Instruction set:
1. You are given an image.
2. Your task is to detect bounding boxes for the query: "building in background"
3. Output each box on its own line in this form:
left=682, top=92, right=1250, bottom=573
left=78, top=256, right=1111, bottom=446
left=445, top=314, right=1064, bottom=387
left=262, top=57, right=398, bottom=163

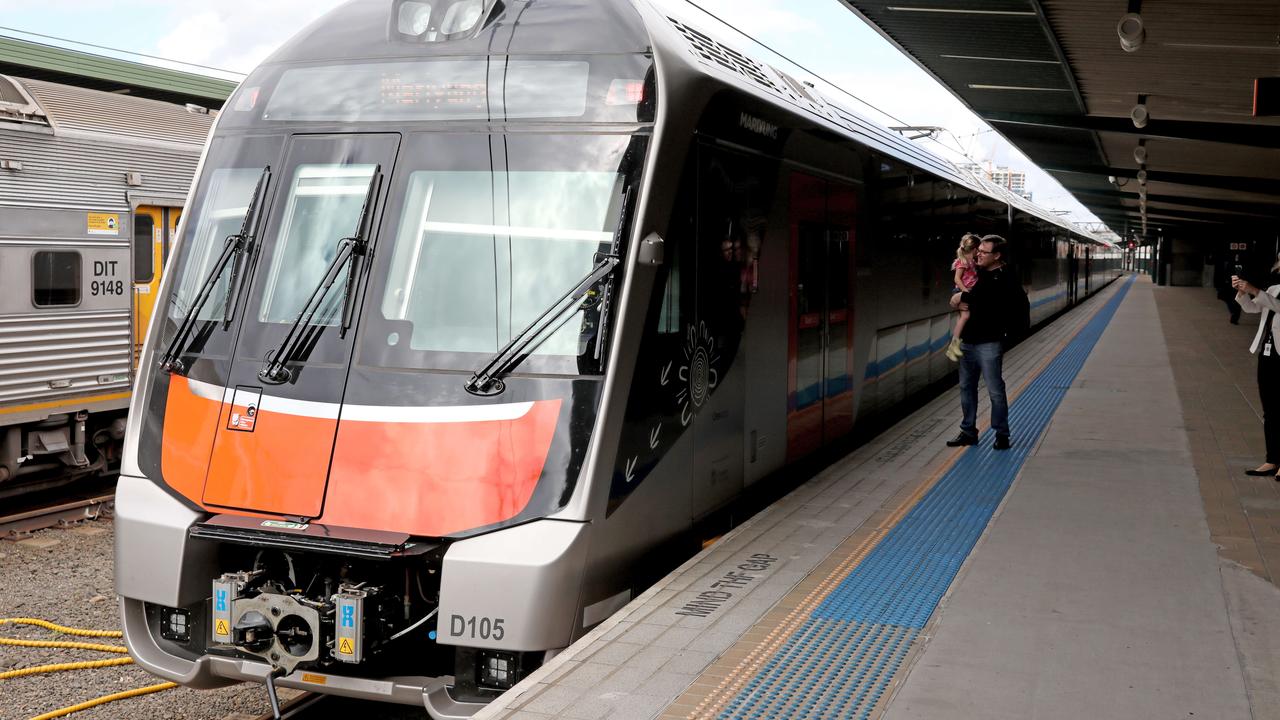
left=958, top=162, right=1031, bottom=201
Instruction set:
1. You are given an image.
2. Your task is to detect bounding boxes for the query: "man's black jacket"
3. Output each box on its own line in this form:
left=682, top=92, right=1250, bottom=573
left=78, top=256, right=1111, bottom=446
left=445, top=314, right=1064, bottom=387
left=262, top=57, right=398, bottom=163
left=959, top=264, right=1025, bottom=344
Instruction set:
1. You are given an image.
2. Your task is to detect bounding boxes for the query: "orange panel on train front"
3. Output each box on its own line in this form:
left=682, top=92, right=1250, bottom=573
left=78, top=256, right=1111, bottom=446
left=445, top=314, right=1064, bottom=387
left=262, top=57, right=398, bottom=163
left=201, top=388, right=337, bottom=517
left=321, top=399, right=562, bottom=537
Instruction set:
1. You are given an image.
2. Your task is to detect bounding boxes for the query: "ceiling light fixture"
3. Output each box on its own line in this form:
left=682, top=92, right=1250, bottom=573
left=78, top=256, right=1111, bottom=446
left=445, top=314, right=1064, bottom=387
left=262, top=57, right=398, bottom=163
left=939, top=54, right=1061, bottom=64
left=886, top=7, right=1036, bottom=16
left=967, top=84, right=1072, bottom=92
left=1117, top=12, right=1145, bottom=52
left=1137, top=169, right=1148, bottom=185
left=1131, top=99, right=1149, bottom=129
left=1133, top=142, right=1148, bottom=165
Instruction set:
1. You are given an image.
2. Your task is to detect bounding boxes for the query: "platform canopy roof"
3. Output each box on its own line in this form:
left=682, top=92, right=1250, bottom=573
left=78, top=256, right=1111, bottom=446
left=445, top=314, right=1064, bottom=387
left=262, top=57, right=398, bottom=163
left=838, top=0, right=1280, bottom=240
left=0, top=36, right=237, bottom=108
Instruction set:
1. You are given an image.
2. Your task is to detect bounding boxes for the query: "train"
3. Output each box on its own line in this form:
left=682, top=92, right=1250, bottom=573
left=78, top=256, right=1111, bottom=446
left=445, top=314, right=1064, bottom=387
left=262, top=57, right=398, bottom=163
left=113, top=0, right=1122, bottom=717
left=0, top=73, right=211, bottom=499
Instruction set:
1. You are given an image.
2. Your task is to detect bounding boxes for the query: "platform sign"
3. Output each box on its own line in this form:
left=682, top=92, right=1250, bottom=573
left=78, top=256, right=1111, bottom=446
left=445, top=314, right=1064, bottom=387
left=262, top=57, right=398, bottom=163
left=87, top=213, right=120, bottom=236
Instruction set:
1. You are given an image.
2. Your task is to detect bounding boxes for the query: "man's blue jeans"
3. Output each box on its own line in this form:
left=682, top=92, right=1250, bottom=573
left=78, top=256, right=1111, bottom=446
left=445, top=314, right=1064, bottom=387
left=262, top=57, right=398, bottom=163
left=958, top=341, right=1009, bottom=439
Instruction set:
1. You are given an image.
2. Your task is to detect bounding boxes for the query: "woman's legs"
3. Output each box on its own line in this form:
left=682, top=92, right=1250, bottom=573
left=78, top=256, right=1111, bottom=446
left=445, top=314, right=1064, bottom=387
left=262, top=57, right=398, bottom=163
left=1257, top=353, right=1280, bottom=470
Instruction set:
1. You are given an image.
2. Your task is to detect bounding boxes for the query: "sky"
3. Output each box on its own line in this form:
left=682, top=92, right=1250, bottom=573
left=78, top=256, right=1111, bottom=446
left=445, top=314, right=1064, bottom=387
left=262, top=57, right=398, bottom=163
left=0, top=0, right=1103, bottom=228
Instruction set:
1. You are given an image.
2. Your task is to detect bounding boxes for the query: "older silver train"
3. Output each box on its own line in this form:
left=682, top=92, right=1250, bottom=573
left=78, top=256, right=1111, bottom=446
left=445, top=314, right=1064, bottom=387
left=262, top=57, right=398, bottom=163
left=113, top=1, right=1121, bottom=717
left=0, top=74, right=212, bottom=498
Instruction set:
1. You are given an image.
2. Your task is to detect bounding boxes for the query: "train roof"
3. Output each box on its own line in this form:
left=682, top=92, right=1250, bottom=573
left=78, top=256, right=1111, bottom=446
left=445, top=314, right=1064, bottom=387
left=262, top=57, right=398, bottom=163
left=644, top=2, right=1113, bottom=247
left=0, top=75, right=214, bottom=150
left=262, top=0, right=649, bottom=67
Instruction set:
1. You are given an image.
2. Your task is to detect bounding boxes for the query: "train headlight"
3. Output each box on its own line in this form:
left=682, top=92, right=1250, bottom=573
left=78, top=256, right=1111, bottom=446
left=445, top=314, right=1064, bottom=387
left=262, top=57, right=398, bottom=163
left=477, top=650, right=517, bottom=690
left=394, top=0, right=495, bottom=42
left=159, top=607, right=191, bottom=643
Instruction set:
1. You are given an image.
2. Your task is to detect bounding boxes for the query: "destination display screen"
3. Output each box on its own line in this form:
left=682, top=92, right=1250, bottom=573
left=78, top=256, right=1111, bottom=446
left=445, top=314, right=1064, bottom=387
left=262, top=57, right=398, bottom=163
left=258, top=58, right=608, bottom=123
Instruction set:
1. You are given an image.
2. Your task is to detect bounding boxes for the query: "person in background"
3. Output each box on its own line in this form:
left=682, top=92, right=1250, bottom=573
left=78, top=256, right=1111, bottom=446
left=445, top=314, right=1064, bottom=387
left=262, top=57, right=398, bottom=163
left=946, top=233, right=981, bottom=361
left=1233, top=257, right=1280, bottom=478
left=1214, top=255, right=1242, bottom=325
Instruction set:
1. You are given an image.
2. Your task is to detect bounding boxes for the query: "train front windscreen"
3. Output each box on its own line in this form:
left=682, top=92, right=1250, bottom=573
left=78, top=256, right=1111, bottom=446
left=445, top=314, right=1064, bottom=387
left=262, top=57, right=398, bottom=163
left=141, top=53, right=651, bottom=537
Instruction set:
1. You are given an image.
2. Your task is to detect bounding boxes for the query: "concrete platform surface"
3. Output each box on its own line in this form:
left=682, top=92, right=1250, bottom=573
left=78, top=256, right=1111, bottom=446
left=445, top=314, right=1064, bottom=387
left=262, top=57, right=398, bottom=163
left=475, top=276, right=1280, bottom=720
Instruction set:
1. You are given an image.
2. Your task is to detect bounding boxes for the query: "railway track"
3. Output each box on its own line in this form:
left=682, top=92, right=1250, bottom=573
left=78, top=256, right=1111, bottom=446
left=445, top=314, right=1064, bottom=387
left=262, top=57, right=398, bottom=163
left=0, top=491, right=114, bottom=540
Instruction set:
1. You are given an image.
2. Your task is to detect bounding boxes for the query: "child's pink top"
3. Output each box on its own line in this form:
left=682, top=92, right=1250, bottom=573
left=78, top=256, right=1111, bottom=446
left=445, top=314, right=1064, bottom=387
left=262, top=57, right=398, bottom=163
left=952, top=257, right=978, bottom=290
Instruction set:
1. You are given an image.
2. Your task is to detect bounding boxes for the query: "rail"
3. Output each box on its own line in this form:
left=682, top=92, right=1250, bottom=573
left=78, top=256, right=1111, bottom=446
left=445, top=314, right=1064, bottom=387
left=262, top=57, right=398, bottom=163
left=0, top=493, right=114, bottom=540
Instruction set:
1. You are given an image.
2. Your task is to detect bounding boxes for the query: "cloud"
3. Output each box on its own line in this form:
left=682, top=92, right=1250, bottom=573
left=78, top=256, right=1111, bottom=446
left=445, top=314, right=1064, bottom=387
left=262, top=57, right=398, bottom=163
left=676, top=0, right=820, bottom=37
left=151, top=0, right=347, bottom=74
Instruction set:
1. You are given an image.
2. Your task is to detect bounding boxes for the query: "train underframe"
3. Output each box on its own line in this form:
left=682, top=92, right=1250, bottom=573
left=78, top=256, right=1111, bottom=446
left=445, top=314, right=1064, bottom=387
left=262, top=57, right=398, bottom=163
left=0, top=409, right=126, bottom=501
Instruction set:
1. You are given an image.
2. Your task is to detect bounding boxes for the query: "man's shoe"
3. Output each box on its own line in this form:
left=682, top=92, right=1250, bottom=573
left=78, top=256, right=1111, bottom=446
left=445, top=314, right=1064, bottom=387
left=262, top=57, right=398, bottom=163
left=993, top=436, right=1012, bottom=450
left=946, top=433, right=978, bottom=447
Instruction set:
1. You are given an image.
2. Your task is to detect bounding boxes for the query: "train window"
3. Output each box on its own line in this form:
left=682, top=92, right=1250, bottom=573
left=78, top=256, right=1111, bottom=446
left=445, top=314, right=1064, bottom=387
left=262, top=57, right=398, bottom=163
left=379, top=168, right=618, bottom=355
left=133, top=213, right=155, bottom=283
left=374, top=134, right=637, bottom=365
left=258, top=164, right=377, bottom=324
left=170, top=168, right=263, bottom=322
left=32, top=251, right=81, bottom=307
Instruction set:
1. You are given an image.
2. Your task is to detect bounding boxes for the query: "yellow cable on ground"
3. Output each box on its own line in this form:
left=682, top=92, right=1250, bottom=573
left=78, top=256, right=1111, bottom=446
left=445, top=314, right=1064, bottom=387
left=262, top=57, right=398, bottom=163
left=0, top=656, right=133, bottom=680
left=27, top=681, right=178, bottom=720
left=0, top=618, right=122, bottom=638
left=0, top=617, right=178, bottom=718
left=0, top=638, right=126, bottom=653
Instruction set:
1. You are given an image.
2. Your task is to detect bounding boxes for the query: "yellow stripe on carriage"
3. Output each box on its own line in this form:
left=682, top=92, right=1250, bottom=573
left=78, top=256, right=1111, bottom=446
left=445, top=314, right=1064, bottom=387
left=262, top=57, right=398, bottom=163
left=0, top=391, right=132, bottom=417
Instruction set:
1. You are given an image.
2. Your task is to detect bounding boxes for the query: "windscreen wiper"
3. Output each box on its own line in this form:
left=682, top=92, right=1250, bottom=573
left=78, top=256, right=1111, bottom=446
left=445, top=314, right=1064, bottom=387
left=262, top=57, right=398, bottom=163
left=159, top=166, right=271, bottom=376
left=465, top=253, right=619, bottom=396
left=258, top=170, right=381, bottom=385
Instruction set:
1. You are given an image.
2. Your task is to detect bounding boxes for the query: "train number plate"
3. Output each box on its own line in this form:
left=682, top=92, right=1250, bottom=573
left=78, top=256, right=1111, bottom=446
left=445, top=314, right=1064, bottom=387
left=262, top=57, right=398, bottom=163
left=448, top=615, right=506, bottom=642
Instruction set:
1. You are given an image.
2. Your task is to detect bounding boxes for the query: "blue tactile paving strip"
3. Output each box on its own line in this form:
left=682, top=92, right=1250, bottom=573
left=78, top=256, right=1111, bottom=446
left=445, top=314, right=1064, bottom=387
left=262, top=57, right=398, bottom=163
left=719, top=277, right=1135, bottom=720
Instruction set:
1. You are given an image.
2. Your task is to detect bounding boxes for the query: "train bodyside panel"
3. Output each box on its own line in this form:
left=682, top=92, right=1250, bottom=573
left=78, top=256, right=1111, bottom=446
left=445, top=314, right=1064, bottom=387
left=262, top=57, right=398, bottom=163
left=0, top=76, right=206, bottom=494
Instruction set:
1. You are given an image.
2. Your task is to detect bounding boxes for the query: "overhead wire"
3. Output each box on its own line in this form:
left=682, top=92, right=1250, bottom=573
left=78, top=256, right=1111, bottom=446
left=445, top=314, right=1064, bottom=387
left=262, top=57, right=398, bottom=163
left=680, top=0, right=1100, bottom=224
left=682, top=0, right=911, bottom=128
left=680, top=3, right=1005, bottom=171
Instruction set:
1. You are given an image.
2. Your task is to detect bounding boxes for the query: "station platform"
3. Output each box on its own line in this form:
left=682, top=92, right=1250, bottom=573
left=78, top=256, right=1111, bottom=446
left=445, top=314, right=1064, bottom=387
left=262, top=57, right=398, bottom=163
left=475, top=275, right=1280, bottom=720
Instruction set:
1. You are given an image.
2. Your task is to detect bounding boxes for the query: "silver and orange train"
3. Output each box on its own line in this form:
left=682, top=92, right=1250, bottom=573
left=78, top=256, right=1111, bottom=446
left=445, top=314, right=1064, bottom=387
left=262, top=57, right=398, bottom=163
left=114, top=1, right=1121, bottom=717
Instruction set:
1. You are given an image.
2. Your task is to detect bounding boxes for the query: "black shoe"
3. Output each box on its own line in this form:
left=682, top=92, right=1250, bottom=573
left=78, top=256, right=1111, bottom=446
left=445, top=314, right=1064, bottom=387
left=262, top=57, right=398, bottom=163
left=946, top=433, right=978, bottom=447
left=993, top=436, right=1012, bottom=450
left=1245, top=465, right=1278, bottom=476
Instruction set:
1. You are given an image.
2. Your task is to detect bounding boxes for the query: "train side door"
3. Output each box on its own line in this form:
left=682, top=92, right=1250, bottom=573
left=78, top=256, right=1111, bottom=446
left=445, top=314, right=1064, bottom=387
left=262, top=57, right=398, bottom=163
left=131, top=206, right=164, bottom=362
left=823, top=186, right=856, bottom=440
left=787, top=174, right=857, bottom=460
left=1068, top=242, right=1080, bottom=305
left=1084, top=245, right=1092, bottom=295
left=132, top=205, right=184, bottom=365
